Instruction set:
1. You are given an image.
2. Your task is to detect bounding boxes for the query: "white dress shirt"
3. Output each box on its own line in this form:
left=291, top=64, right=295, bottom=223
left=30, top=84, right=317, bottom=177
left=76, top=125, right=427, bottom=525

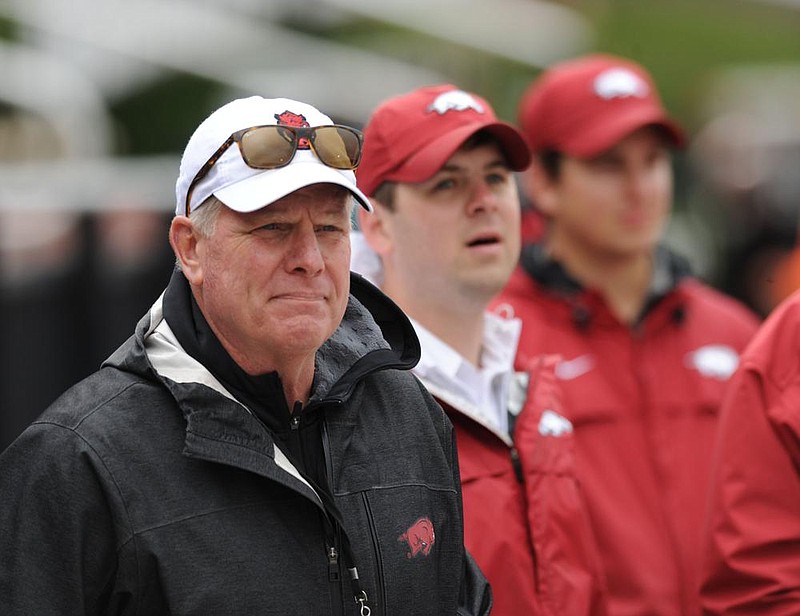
left=410, top=313, right=521, bottom=439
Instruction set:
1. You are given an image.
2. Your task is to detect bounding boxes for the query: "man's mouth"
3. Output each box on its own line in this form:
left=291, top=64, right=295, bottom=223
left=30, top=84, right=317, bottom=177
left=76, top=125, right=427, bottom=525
left=467, top=234, right=501, bottom=247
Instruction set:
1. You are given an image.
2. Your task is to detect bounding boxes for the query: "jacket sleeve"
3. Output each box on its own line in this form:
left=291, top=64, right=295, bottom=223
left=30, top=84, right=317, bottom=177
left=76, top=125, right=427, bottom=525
left=700, top=361, right=800, bottom=615
left=0, top=423, right=123, bottom=615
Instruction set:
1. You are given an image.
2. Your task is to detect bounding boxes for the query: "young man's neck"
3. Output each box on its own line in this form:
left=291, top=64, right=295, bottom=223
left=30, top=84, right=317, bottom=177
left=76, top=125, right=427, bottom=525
left=548, top=239, right=654, bottom=325
left=382, top=279, right=488, bottom=367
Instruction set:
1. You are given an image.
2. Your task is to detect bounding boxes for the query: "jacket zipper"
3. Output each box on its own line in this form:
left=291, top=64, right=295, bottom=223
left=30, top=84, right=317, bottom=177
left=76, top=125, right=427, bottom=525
left=322, top=413, right=375, bottom=616
left=361, top=493, right=386, bottom=615
left=316, top=405, right=353, bottom=616
left=509, top=446, right=524, bottom=483
left=249, top=402, right=347, bottom=615
left=327, top=541, right=345, bottom=615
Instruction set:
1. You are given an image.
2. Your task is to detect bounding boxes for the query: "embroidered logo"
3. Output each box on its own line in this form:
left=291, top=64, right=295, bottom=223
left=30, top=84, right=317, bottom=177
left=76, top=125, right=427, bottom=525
left=538, top=409, right=574, bottom=437
left=274, top=110, right=311, bottom=149
left=593, top=68, right=649, bottom=100
left=398, top=517, right=436, bottom=558
left=685, top=344, right=739, bottom=380
left=555, top=354, right=594, bottom=380
left=427, top=90, right=484, bottom=115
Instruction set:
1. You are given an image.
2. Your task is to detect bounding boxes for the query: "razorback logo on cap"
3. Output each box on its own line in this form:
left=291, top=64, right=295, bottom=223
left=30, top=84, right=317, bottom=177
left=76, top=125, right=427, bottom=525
left=427, top=90, right=485, bottom=115
left=593, top=68, right=649, bottom=100
left=398, top=517, right=436, bottom=558
left=274, top=110, right=311, bottom=149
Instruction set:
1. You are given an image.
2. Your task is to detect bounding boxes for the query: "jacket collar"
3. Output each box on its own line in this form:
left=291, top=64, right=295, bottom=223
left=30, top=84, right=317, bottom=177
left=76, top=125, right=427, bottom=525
left=102, top=269, right=421, bottom=408
left=520, top=242, right=692, bottom=324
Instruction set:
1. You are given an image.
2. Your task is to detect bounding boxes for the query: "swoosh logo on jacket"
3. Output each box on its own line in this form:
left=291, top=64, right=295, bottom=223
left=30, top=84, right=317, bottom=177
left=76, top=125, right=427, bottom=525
left=555, top=354, right=594, bottom=381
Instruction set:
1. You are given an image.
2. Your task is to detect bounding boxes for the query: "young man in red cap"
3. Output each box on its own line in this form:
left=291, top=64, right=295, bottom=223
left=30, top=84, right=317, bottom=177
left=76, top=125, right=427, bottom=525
left=490, top=54, right=760, bottom=615
left=352, top=84, right=608, bottom=616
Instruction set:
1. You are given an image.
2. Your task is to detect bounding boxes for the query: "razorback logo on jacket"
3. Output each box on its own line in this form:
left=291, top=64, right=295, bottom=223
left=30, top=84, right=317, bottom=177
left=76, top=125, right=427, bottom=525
left=685, top=344, right=739, bottom=380
left=398, top=517, right=436, bottom=558
left=274, top=110, right=311, bottom=149
left=538, top=409, right=574, bottom=437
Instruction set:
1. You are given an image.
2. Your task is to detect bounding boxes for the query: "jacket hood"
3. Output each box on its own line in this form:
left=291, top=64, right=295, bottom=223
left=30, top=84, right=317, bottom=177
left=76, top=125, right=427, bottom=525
left=102, top=270, right=420, bottom=404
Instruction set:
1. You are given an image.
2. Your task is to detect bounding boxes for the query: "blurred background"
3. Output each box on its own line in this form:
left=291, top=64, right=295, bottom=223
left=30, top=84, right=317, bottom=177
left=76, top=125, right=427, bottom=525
left=1, top=0, right=799, bottom=448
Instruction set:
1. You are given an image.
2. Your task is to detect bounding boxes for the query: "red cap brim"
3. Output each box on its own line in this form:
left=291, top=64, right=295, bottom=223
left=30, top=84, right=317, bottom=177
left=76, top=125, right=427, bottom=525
left=560, top=107, right=685, bottom=158
left=384, top=121, right=531, bottom=184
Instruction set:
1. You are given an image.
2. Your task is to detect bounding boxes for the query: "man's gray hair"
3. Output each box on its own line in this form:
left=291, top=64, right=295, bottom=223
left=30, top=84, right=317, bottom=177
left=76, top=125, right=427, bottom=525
left=190, top=195, right=224, bottom=237
left=174, top=195, right=223, bottom=270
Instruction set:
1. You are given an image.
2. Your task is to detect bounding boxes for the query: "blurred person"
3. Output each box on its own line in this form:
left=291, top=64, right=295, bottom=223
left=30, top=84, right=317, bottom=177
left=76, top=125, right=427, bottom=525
left=490, top=54, right=761, bottom=615
left=0, top=95, right=491, bottom=615
left=700, top=287, right=800, bottom=614
left=353, top=84, right=608, bottom=616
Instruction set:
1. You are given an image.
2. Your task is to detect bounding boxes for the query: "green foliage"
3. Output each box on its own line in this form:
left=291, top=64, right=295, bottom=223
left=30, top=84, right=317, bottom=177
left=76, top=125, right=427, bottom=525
left=577, top=0, right=800, bottom=128
left=109, top=75, right=224, bottom=155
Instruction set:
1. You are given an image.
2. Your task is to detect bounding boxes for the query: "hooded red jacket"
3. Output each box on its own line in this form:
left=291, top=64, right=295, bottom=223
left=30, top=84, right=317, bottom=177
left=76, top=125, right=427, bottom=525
left=491, top=245, right=760, bottom=616
left=701, top=288, right=800, bottom=614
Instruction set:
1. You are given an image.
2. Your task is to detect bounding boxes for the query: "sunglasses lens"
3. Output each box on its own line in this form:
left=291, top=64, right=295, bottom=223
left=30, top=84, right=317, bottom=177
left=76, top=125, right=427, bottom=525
left=239, top=125, right=362, bottom=171
left=240, top=126, right=296, bottom=168
left=312, top=126, right=362, bottom=169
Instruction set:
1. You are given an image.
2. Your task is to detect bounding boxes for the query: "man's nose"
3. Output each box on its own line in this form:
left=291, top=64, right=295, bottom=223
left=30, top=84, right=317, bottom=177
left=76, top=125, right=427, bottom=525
left=466, top=180, right=499, bottom=214
left=286, top=226, right=325, bottom=275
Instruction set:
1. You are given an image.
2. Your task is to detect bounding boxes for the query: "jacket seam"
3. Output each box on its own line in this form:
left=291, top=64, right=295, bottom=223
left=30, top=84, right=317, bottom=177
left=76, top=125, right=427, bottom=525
left=29, top=418, right=141, bottom=614
left=334, top=483, right=457, bottom=497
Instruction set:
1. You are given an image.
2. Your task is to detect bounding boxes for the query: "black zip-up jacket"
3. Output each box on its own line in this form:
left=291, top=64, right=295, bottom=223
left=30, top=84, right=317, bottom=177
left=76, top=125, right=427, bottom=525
left=0, top=272, right=491, bottom=616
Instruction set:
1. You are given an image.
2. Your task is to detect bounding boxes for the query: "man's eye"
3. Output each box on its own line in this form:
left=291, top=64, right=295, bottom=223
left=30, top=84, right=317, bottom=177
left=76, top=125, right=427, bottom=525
left=432, top=178, right=456, bottom=191
left=487, top=172, right=509, bottom=185
left=256, top=222, right=287, bottom=233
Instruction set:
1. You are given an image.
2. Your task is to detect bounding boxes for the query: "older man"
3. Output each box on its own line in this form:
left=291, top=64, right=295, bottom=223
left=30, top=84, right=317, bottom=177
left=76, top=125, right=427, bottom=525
left=0, top=96, right=490, bottom=615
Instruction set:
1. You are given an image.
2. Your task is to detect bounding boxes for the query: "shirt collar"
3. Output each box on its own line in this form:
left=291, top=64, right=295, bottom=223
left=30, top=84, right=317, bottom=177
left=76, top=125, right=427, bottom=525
left=410, top=312, right=521, bottom=435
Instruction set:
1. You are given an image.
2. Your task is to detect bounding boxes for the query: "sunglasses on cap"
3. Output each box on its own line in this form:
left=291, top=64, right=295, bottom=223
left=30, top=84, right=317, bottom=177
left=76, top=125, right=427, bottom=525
left=184, top=124, right=364, bottom=216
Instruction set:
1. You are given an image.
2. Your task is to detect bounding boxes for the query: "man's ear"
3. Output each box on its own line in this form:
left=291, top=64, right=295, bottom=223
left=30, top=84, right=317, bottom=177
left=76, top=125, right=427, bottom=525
left=357, top=200, right=393, bottom=257
left=521, top=159, right=559, bottom=217
left=169, top=217, right=204, bottom=285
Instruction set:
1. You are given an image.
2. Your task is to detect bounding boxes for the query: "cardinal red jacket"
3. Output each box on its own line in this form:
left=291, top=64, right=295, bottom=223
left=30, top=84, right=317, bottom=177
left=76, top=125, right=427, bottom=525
left=490, top=245, right=760, bottom=616
left=422, top=355, right=608, bottom=616
left=701, top=288, right=800, bottom=615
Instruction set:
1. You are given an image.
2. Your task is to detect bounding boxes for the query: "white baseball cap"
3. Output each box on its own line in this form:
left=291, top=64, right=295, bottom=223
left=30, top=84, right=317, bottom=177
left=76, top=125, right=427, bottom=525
left=175, top=96, right=372, bottom=217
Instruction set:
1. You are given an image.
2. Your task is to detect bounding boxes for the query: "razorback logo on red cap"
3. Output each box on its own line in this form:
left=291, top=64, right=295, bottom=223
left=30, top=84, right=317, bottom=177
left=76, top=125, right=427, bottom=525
left=426, top=90, right=485, bottom=115
left=398, top=517, right=436, bottom=558
left=274, top=110, right=311, bottom=149
left=593, top=68, right=649, bottom=100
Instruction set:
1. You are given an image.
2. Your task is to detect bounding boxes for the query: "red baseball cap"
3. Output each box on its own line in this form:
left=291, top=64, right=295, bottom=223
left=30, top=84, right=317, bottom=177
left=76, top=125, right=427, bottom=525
left=518, top=54, right=685, bottom=158
left=357, top=84, right=531, bottom=197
